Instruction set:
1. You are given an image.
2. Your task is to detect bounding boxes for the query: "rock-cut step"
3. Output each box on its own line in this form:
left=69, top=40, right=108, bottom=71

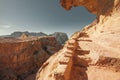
left=77, top=38, right=92, bottom=42
left=64, top=53, right=72, bottom=57
left=75, top=49, right=90, bottom=55
left=66, top=45, right=74, bottom=51
left=59, top=57, right=71, bottom=64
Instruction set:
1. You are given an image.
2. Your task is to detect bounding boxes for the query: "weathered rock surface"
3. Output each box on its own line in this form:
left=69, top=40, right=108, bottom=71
left=0, top=36, right=62, bottom=80
left=50, top=32, right=68, bottom=44
left=36, top=0, right=120, bottom=80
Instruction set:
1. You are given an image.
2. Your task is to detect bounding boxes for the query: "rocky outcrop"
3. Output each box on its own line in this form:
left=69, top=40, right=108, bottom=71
left=0, top=36, right=62, bottom=80
left=50, top=32, right=68, bottom=44
left=36, top=0, right=120, bottom=80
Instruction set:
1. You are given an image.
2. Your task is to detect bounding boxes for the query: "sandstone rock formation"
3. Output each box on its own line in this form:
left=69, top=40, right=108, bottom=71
left=50, top=32, right=68, bottom=44
left=0, top=36, right=62, bottom=80
left=36, top=0, right=120, bottom=80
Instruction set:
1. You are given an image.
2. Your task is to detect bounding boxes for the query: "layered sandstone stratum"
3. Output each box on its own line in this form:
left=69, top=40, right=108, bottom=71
left=36, top=0, right=120, bottom=80
left=0, top=35, right=62, bottom=80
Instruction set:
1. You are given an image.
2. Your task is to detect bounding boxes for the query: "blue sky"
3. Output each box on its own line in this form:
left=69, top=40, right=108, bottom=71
left=0, top=0, right=96, bottom=36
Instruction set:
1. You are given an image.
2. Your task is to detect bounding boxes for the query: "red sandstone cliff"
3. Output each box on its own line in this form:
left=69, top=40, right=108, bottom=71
left=0, top=36, right=62, bottom=80
left=36, top=0, right=120, bottom=80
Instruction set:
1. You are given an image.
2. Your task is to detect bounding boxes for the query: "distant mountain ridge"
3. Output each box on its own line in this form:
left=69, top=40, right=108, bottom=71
left=50, top=32, right=68, bottom=44
left=10, top=31, right=48, bottom=37
left=0, top=31, right=68, bottom=44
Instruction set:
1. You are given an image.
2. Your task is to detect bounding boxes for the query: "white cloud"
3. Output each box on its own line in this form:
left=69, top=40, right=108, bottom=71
left=0, top=24, right=11, bottom=29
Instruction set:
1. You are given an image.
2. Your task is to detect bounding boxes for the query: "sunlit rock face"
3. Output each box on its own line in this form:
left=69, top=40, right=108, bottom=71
left=36, top=0, right=120, bottom=80
left=0, top=36, right=62, bottom=80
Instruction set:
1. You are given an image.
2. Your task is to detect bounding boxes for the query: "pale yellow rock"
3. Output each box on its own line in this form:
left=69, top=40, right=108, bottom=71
left=36, top=0, right=120, bottom=80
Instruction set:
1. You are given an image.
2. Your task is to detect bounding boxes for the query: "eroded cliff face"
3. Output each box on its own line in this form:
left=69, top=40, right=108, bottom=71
left=0, top=36, right=62, bottom=80
left=36, top=0, right=120, bottom=80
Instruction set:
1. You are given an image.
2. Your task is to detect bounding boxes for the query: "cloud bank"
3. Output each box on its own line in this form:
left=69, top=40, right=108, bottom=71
left=0, top=24, right=11, bottom=29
